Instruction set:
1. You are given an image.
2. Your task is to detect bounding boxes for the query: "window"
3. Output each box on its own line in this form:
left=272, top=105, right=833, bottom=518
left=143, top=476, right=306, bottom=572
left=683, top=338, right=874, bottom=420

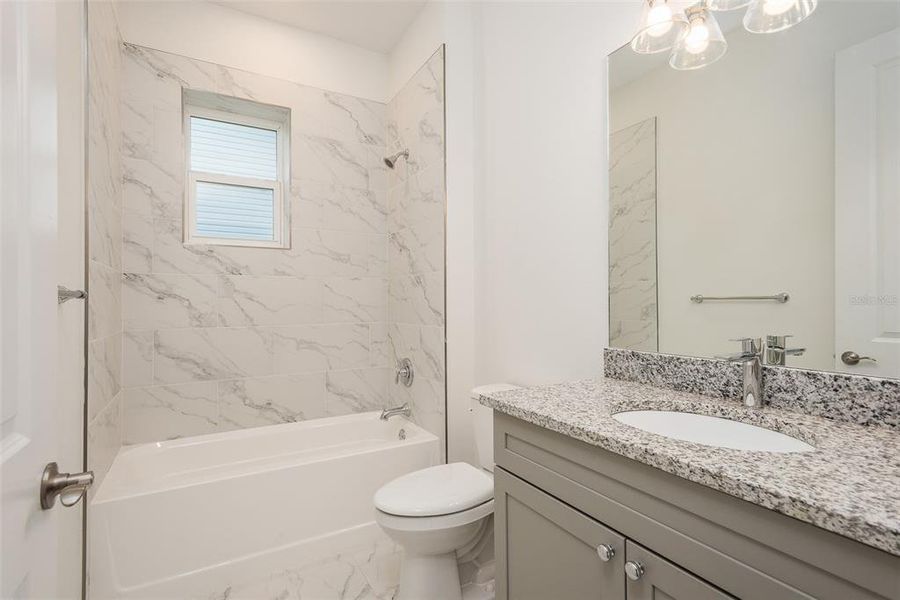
left=183, top=91, right=290, bottom=247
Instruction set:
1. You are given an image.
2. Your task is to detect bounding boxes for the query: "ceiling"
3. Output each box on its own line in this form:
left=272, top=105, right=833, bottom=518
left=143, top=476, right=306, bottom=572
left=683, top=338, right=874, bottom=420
left=214, top=0, right=427, bottom=53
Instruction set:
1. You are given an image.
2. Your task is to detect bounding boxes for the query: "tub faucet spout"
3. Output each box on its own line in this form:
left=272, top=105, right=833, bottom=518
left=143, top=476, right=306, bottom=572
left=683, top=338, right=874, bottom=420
left=380, top=403, right=411, bottom=421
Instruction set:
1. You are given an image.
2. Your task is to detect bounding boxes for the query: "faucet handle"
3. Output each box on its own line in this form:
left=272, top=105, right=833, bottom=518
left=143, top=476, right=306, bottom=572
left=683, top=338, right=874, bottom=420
left=766, top=334, right=794, bottom=348
left=729, top=337, right=761, bottom=354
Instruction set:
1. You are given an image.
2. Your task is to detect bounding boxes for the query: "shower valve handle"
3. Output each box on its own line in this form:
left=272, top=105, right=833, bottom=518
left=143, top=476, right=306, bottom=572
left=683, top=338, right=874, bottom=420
left=396, top=358, right=414, bottom=387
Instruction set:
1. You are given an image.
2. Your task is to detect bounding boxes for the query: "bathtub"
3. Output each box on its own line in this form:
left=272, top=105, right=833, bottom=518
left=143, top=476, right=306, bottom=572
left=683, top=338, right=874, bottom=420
left=90, top=412, right=439, bottom=599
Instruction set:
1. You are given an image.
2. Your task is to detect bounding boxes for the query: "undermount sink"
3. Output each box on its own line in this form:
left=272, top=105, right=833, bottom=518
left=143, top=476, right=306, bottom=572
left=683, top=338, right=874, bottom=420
left=612, top=411, right=815, bottom=453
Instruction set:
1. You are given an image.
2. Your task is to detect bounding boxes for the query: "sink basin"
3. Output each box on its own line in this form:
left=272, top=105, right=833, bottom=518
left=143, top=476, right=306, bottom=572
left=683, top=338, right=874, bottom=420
left=612, top=411, right=814, bottom=453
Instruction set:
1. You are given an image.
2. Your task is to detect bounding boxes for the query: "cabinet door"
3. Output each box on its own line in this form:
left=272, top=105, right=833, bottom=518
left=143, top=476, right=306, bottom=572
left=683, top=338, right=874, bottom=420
left=625, top=540, right=735, bottom=600
left=495, top=468, right=626, bottom=600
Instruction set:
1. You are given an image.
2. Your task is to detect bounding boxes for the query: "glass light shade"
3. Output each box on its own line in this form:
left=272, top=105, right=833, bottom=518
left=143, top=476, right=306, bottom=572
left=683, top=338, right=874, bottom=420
left=743, top=0, right=817, bottom=34
left=631, top=0, right=689, bottom=55
left=706, top=0, right=753, bottom=10
left=669, top=6, right=727, bottom=70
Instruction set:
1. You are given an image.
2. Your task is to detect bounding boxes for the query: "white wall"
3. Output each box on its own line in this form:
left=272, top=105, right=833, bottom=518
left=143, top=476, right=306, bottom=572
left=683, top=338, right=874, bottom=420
left=610, top=1, right=900, bottom=370
left=117, top=0, right=389, bottom=101
left=391, top=2, right=634, bottom=463
left=474, top=3, right=633, bottom=386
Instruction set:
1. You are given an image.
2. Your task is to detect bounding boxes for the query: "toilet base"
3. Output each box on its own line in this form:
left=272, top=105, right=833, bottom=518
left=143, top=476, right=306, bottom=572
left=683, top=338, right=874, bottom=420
left=396, top=551, right=462, bottom=600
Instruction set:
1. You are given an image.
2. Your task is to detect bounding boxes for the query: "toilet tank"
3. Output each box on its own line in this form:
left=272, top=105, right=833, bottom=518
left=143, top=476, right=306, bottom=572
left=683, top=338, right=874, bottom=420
left=471, top=384, right=520, bottom=472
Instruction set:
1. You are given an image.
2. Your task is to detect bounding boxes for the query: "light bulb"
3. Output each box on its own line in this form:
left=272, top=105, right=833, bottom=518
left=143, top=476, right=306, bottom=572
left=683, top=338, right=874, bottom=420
left=762, top=0, right=796, bottom=15
left=684, top=17, right=711, bottom=54
left=646, top=3, right=675, bottom=37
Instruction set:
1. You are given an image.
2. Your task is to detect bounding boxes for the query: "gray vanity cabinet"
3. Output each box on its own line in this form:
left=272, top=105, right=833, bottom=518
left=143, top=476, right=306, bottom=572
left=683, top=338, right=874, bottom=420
left=624, top=540, right=734, bottom=600
left=495, top=467, right=626, bottom=600
left=493, top=412, right=900, bottom=600
left=495, top=468, right=733, bottom=600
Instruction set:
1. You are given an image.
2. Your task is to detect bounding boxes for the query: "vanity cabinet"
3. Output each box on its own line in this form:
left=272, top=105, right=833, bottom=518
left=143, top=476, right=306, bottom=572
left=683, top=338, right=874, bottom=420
left=624, top=540, right=733, bottom=600
left=495, top=467, right=732, bottom=600
left=493, top=412, right=900, bottom=600
left=497, top=465, right=625, bottom=599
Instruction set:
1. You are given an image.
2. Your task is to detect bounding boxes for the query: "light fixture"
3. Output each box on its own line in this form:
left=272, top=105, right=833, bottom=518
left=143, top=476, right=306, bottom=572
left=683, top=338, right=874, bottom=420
left=706, top=0, right=752, bottom=10
left=669, top=4, right=727, bottom=70
left=743, top=0, right=818, bottom=34
left=630, top=0, right=689, bottom=55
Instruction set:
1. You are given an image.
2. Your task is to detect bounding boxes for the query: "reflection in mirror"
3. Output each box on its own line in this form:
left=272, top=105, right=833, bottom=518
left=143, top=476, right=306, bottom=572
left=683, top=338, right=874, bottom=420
left=608, top=1, right=900, bottom=379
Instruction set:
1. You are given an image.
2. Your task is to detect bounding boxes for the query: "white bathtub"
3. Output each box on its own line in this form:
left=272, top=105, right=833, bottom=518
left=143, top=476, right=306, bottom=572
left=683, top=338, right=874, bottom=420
left=90, top=412, right=439, bottom=599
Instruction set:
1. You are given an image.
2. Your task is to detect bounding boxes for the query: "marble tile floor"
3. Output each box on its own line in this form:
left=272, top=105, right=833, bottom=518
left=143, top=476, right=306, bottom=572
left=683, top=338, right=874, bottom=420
left=190, top=539, right=494, bottom=600
left=196, top=536, right=496, bottom=600
left=200, top=537, right=401, bottom=600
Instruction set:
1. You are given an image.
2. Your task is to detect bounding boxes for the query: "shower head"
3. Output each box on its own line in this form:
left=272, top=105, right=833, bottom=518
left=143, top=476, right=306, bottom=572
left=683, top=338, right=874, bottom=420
left=383, top=149, right=409, bottom=169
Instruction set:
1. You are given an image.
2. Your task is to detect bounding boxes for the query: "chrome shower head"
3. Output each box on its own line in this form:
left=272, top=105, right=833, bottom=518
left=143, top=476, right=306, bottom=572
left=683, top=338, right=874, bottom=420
left=383, top=149, right=409, bottom=169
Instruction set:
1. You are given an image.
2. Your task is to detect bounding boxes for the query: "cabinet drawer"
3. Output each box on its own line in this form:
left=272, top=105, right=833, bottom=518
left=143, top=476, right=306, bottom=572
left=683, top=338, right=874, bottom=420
left=494, top=412, right=899, bottom=600
left=495, top=467, right=626, bottom=600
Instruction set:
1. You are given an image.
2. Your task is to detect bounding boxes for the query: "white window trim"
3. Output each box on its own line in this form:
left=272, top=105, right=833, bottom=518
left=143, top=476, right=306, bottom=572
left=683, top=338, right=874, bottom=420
left=183, top=102, right=291, bottom=249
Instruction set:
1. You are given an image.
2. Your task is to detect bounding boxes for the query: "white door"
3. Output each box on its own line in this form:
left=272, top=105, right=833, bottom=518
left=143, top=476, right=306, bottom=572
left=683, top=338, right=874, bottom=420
left=1, top=1, right=85, bottom=597
left=835, top=28, right=900, bottom=378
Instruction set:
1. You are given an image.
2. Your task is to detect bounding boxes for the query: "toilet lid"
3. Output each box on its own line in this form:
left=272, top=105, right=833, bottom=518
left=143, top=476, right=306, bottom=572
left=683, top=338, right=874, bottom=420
left=374, top=463, right=493, bottom=517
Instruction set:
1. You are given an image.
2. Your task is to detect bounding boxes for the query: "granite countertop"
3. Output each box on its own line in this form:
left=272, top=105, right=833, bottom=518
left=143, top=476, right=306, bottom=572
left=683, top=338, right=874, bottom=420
left=478, top=377, right=900, bottom=556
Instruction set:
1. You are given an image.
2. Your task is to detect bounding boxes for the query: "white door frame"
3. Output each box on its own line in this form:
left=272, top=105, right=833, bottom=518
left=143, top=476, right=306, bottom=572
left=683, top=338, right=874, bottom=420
left=834, top=27, right=900, bottom=378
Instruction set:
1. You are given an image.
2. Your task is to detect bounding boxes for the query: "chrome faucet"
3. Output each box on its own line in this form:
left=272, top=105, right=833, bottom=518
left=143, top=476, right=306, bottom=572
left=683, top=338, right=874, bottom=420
left=721, top=338, right=764, bottom=408
left=379, top=403, right=411, bottom=421
left=764, top=335, right=806, bottom=366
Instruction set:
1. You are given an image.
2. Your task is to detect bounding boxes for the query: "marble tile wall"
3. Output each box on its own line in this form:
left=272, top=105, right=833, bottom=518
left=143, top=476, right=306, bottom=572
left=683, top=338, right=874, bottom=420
left=120, top=44, right=395, bottom=444
left=87, top=0, right=123, bottom=490
left=609, top=118, right=658, bottom=352
left=385, top=48, right=447, bottom=455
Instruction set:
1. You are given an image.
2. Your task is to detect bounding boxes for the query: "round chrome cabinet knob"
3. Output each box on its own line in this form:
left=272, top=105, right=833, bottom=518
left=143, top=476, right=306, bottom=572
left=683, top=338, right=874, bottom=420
left=625, top=561, right=645, bottom=581
left=596, top=544, right=615, bottom=562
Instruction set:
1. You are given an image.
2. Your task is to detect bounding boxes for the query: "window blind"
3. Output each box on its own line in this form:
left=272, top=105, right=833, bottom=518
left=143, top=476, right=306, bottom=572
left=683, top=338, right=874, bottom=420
left=189, top=116, right=278, bottom=241
left=190, top=117, right=277, bottom=179
left=194, top=181, right=275, bottom=241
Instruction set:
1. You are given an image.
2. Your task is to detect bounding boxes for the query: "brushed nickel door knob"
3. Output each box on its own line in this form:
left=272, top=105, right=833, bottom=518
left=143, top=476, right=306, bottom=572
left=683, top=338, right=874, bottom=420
left=596, top=544, right=615, bottom=562
left=625, top=561, right=645, bottom=581
left=40, top=462, right=94, bottom=509
left=841, top=351, right=877, bottom=366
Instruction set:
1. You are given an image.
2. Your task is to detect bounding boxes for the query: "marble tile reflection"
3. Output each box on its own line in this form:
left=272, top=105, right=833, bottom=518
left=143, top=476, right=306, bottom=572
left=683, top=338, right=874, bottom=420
left=609, top=118, right=658, bottom=352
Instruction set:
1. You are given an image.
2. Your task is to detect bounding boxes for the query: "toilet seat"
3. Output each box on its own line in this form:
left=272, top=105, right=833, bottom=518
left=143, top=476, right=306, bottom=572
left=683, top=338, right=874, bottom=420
left=374, top=462, right=493, bottom=517
left=375, top=499, right=494, bottom=532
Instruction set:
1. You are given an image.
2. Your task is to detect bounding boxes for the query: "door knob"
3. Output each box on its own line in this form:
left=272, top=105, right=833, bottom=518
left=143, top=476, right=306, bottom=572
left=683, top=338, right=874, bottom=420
left=40, top=462, right=93, bottom=509
left=596, top=544, right=615, bottom=562
left=841, top=351, right=877, bottom=366
left=625, top=561, right=645, bottom=581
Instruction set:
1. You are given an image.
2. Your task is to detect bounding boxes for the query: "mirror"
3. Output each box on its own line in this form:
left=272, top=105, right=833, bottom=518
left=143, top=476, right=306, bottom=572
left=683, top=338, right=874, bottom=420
left=608, top=1, right=900, bottom=379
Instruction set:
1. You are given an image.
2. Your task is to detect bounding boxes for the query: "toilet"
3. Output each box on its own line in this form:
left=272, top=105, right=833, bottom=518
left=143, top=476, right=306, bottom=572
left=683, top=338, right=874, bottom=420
left=374, top=384, right=520, bottom=600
